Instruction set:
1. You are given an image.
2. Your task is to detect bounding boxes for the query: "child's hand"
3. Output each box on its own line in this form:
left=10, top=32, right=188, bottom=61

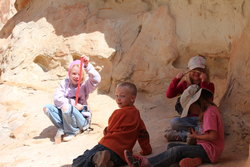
left=140, top=150, right=152, bottom=156
left=200, top=72, right=207, bottom=82
left=81, top=55, right=89, bottom=67
left=103, top=127, right=108, bottom=135
left=189, top=128, right=198, bottom=139
left=75, top=103, right=84, bottom=111
left=176, top=72, right=184, bottom=79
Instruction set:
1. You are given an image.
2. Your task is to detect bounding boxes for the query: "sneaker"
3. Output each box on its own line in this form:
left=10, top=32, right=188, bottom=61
left=82, top=122, right=90, bottom=132
left=179, top=157, right=202, bottom=167
left=81, top=112, right=92, bottom=132
left=124, top=150, right=150, bottom=167
left=92, top=150, right=114, bottom=167
left=164, top=130, right=185, bottom=142
left=54, top=129, right=64, bottom=144
left=124, top=150, right=141, bottom=167
left=62, top=134, right=75, bottom=142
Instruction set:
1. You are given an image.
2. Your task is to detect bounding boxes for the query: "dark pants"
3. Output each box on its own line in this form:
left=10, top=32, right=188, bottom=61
left=148, top=143, right=211, bottom=167
left=72, top=144, right=126, bottom=167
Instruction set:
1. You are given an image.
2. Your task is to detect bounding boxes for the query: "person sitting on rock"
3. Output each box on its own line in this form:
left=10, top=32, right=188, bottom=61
left=124, top=85, right=224, bottom=167
left=43, top=55, right=101, bottom=143
left=165, top=55, right=215, bottom=142
left=72, top=82, right=152, bottom=167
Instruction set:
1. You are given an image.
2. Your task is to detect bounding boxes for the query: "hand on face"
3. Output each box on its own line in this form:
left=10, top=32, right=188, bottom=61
left=189, top=68, right=207, bottom=83
left=199, top=72, right=208, bottom=82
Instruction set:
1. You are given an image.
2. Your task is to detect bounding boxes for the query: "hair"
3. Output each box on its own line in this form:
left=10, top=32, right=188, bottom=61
left=196, top=89, right=215, bottom=113
left=197, top=54, right=205, bottom=59
left=69, top=64, right=86, bottom=81
left=117, top=82, right=137, bottom=96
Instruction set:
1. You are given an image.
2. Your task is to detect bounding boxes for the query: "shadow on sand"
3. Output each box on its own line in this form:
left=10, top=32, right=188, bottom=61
left=33, top=125, right=57, bottom=142
left=60, top=165, right=72, bottom=167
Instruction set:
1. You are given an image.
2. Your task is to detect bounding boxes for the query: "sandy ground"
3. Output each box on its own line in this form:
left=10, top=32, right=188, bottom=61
left=0, top=82, right=248, bottom=167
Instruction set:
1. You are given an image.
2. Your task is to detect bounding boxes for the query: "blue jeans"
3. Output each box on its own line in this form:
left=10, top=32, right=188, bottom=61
left=72, top=144, right=126, bottom=167
left=148, top=143, right=210, bottom=167
left=170, top=116, right=200, bottom=141
left=44, top=104, right=88, bottom=135
left=170, top=116, right=199, bottom=131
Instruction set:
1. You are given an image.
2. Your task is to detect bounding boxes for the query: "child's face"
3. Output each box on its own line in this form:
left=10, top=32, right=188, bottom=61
left=115, top=86, right=135, bottom=108
left=69, top=65, right=81, bottom=86
left=189, top=68, right=204, bottom=84
left=188, top=102, right=201, bottom=116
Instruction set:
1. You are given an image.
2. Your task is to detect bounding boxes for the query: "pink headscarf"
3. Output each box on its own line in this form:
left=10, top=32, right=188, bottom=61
left=68, top=60, right=81, bottom=76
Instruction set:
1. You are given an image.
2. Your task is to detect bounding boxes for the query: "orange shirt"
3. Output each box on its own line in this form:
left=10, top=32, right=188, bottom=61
left=99, top=106, right=152, bottom=161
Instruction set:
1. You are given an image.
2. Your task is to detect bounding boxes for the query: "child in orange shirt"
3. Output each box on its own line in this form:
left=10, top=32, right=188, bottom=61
left=72, top=82, right=152, bottom=167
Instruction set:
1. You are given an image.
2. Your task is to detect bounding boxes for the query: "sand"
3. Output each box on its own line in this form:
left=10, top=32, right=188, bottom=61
left=0, top=82, right=248, bottom=167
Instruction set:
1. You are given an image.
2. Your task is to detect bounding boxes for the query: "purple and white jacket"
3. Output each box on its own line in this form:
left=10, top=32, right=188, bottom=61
left=54, top=63, right=101, bottom=109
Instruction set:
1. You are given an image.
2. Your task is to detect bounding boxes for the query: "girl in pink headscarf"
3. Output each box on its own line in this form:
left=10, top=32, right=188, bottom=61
left=43, top=55, right=101, bottom=143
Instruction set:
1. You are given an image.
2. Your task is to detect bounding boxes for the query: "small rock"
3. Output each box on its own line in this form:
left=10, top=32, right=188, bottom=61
left=9, top=132, right=16, bottom=138
left=23, top=143, right=30, bottom=146
left=23, top=113, right=28, bottom=117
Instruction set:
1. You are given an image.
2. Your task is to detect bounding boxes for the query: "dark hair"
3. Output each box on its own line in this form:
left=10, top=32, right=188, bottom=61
left=117, top=82, right=137, bottom=96
left=197, top=89, right=215, bottom=112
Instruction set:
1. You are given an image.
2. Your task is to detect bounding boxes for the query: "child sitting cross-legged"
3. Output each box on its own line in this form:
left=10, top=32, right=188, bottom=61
left=125, top=85, right=224, bottom=167
left=72, top=82, right=152, bottom=167
left=43, top=55, right=101, bottom=143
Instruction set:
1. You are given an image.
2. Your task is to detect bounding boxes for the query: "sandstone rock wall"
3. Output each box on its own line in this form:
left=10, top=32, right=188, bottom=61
left=220, top=18, right=250, bottom=154
left=0, top=0, right=16, bottom=29
left=0, top=0, right=249, bottom=155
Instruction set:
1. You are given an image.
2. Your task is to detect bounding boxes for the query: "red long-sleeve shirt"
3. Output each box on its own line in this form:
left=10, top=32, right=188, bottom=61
left=99, top=106, right=152, bottom=161
left=166, top=77, right=215, bottom=98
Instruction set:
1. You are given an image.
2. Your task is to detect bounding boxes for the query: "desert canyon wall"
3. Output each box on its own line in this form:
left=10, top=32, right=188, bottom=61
left=0, top=0, right=16, bottom=28
left=0, top=0, right=249, bottom=158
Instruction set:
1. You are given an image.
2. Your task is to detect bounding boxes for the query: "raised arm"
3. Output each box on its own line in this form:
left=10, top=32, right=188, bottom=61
left=166, top=74, right=187, bottom=98
left=82, top=63, right=101, bottom=95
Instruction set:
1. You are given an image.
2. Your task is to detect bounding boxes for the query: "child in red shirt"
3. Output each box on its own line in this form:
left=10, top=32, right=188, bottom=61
left=165, top=56, right=215, bottom=142
left=72, top=82, right=152, bottom=167
left=166, top=55, right=214, bottom=99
